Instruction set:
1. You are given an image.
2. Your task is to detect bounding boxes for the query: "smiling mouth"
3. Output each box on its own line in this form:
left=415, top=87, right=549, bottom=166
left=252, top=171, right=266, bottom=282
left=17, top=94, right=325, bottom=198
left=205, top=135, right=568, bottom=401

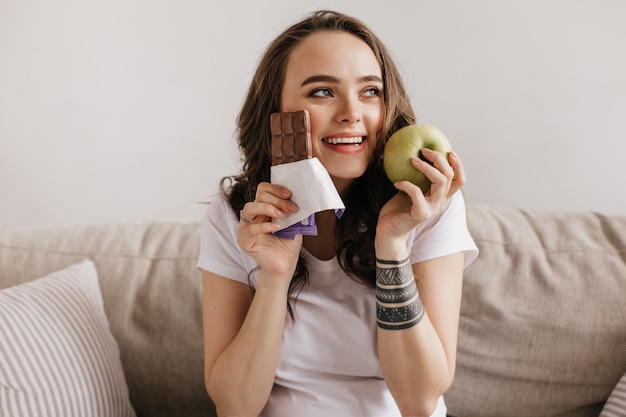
left=322, top=137, right=364, bottom=145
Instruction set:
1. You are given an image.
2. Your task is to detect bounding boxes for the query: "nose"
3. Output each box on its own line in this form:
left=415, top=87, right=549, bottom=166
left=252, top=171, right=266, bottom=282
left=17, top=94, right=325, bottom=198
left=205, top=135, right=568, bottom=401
left=335, top=96, right=362, bottom=124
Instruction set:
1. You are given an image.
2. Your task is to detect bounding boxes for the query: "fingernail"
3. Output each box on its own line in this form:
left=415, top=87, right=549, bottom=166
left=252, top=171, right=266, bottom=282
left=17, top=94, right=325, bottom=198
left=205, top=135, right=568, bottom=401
left=287, top=202, right=298, bottom=212
left=280, top=188, right=291, bottom=198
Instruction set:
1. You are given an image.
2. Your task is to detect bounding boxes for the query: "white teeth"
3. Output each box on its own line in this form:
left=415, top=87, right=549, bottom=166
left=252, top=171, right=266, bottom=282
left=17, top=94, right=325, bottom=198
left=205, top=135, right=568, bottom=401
left=323, top=137, right=363, bottom=145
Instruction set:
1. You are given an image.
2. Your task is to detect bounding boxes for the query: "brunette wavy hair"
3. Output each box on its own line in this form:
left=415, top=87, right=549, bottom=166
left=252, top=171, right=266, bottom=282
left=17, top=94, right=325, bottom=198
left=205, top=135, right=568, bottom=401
left=221, top=10, right=416, bottom=306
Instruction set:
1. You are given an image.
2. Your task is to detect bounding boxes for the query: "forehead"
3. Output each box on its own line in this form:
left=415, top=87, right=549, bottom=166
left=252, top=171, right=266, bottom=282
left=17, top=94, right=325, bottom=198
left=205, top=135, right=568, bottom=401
left=285, top=31, right=382, bottom=79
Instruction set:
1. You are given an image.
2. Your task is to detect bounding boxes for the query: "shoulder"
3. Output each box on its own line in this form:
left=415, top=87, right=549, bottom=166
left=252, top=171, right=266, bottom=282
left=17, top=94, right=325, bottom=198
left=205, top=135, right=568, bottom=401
left=198, top=194, right=238, bottom=262
left=197, top=193, right=257, bottom=284
left=201, top=194, right=238, bottom=233
left=205, top=193, right=236, bottom=219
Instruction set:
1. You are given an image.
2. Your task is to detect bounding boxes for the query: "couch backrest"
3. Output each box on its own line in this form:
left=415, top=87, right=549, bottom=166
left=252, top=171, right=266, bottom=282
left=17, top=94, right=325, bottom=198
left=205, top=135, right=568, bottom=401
left=1, top=206, right=625, bottom=417
left=446, top=205, right=626, bottom=417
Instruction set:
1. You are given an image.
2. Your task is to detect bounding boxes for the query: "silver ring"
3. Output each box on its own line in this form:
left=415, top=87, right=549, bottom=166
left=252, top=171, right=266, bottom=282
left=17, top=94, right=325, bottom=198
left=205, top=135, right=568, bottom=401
left=239, top=210, right=254, bottom=223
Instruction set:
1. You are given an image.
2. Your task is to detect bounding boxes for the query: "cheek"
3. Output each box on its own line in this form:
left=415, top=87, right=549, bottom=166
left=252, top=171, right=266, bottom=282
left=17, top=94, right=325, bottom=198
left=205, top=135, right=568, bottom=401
left=306, top=109, right=324, bottom=137
left=309, top=115, right=321, bottom=139
left=306, top=113, right=323, bottom=156
left=368, top=106, right=385, bottom=140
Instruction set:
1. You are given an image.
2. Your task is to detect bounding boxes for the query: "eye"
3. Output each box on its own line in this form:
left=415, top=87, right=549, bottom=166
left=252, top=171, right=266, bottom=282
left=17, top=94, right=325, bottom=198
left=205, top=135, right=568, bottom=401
left=363, top=87, right=382, bottom=97
left=309, top=88, right=333, bottom=98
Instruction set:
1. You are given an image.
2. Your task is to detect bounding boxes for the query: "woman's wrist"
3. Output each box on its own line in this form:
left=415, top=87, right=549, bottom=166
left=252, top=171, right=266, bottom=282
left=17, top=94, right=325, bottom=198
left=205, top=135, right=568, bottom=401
left=374, top=236, right=409, bottom=261
left=256, top=270, right=295, bottom=294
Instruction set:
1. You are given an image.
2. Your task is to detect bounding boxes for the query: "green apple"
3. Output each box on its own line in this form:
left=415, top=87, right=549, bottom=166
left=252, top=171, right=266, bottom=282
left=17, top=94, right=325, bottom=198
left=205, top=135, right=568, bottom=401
left=383, top=124, right=452, bottom=192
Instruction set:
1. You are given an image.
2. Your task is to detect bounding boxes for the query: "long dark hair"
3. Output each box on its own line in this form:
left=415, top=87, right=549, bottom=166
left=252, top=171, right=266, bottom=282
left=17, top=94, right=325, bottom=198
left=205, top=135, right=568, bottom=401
left=221, top=10, right=416, bottom=306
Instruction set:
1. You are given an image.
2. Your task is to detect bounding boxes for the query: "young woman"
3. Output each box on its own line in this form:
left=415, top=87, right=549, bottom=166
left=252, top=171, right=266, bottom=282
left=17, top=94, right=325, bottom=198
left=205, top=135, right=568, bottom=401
left=197, top=10, right=478, bottom=417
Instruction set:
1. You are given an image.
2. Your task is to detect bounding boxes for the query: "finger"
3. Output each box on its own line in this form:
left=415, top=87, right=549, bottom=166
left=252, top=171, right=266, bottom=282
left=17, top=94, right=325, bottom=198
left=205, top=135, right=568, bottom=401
left=420, top=149, right=456, bottom=200
left=410, top=156, right=448, bottom=201
left=447, top=150, right=466, bottom=197
left=393, top=180, right=426, bottom=207
left=255, top=183, right=299, bottom=215
left=239, top=219, right=281, bottom=235
left=256, top=182, right=292, bottom=200
left=420, top=148, right=454, bottom=180
left=236, top=221, right=282, bottom=251
left=241, top=201, right=285, bottom=223
left=239, top=209, right=255, bottom=223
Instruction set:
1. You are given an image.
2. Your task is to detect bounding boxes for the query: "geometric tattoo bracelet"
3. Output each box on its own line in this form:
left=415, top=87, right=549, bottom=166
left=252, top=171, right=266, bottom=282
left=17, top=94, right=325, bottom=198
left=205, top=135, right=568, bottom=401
left=375, top=257, right=425, bottom=330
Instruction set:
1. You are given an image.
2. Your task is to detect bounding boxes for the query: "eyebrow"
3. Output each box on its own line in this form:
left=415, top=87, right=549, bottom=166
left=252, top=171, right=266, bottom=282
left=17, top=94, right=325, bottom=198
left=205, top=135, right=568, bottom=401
left=300, top=74, right=383, bottom=87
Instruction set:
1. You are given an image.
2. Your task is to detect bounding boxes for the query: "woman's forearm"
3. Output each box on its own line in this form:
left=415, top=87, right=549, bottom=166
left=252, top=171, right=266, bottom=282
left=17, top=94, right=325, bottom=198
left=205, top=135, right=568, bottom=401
left=207, top=276, right=289, bottom=417
left=378, top=315, right=453, bottom=416
left=373, top=241, right=461, bottom=416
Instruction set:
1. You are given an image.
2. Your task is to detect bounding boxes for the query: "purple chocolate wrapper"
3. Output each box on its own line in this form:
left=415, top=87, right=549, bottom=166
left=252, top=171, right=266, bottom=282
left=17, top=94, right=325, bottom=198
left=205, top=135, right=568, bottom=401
left=272, top=209, right=344, bottom=240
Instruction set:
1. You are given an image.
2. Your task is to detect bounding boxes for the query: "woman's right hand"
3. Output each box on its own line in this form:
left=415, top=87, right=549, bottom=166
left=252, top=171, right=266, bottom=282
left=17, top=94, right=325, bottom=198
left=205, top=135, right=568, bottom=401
left=237, top=182, right=302, bottom=282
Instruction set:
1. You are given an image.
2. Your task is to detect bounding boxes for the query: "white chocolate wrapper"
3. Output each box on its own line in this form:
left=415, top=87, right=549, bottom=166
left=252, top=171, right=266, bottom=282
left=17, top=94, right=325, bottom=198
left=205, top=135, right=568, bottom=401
left=270, top=158, right=345, bottom=233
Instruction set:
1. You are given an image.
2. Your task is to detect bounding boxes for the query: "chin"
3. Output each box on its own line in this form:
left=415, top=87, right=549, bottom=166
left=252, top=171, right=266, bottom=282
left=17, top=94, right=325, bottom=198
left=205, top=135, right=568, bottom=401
left=330, top=162, right=368, bottom=177
left=329, top=167, right=368, bottom=189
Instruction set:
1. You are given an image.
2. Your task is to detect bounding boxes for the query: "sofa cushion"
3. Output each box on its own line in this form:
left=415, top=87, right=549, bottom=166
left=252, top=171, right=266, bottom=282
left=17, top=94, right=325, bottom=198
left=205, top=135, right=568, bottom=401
left=0, top=221, right=216, bottom=417
left=0, top=260, right=135, bottom=417
left=447, top=205, right=626, bottom=417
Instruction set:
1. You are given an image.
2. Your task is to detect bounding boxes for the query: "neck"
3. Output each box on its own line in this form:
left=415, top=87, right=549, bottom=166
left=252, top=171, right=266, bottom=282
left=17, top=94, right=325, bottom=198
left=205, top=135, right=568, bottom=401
left=331, top=176, right=353, bottom=197
left=302, top=210, right=337, bottom=261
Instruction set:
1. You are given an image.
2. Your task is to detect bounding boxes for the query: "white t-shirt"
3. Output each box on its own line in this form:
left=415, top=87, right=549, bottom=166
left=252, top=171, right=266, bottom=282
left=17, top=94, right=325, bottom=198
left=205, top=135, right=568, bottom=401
left=197, top=191, right=478, bottom=417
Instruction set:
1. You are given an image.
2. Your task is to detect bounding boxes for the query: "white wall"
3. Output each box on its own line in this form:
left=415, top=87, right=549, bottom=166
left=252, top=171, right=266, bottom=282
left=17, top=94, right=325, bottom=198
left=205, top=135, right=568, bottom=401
left=1, top=0, right=625, bottom=231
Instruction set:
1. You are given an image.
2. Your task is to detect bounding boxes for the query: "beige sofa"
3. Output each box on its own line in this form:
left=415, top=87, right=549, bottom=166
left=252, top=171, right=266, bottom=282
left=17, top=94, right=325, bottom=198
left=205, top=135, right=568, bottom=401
left=1, top=205, right=624, bottom=417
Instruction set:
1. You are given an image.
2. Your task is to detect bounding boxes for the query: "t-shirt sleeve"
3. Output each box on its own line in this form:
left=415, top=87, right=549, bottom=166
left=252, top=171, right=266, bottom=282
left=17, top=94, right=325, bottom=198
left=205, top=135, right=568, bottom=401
left=196, top=196, right=257, bottom=285
left=409, top=191, right=479, bottom=268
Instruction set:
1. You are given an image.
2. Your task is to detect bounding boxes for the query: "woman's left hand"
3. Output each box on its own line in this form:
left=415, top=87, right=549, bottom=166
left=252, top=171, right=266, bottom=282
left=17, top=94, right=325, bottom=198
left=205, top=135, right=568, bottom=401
left=376, top=149, right=466, bottom=244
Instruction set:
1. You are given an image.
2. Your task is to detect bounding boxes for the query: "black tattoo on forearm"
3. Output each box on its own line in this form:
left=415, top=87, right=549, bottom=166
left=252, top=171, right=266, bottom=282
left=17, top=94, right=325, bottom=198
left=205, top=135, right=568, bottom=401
left=376, top=257, right=424, bottom=330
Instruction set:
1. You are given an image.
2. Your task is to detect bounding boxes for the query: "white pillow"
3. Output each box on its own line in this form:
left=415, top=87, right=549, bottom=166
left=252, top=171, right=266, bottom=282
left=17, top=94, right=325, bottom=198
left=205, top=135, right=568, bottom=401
left=601, top=371, right=626, bottom=417
left=0, top=260, right=136, bottom=417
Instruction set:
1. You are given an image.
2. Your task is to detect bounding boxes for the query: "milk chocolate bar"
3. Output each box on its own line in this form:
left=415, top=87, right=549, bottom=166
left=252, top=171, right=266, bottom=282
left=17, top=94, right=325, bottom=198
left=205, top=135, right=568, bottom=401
left=270, top=110, right=312, bottom=165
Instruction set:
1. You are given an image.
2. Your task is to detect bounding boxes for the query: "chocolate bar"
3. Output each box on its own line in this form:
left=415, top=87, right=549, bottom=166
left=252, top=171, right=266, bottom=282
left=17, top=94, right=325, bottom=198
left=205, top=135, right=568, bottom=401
left=270, top=110, right=312, bottom=165
left=269, top=110, right=315, bottom=239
